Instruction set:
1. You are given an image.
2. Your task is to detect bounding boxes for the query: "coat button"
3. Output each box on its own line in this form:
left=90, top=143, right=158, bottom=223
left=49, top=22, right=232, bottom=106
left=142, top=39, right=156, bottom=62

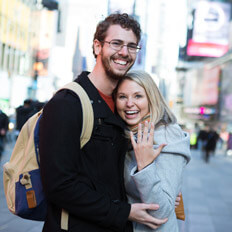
left=113, top=200, right=120, bottom=204
left=98, top=100, right=101, bottom=103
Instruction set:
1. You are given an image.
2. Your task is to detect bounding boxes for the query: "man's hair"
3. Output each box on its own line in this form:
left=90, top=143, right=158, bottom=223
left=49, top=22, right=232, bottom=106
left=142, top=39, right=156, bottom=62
left=92, top=13, right=141, bottom=58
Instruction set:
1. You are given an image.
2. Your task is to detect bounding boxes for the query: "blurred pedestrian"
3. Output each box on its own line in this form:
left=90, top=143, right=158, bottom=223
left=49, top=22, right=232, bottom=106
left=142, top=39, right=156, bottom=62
left=15, top=99, right=45, bottom=137
left=204, top=127, right=219, bottom=163
left=197, top=125, right=209, bottom=156
left=38, top=13, right=168, bottom=232
left=0, top=109, right=9, bottom=160
left=227, top=132, right=232, bottom=152
left=16, top=99, right=34, bottom=132
left=190, top=131, right=197, bottom=149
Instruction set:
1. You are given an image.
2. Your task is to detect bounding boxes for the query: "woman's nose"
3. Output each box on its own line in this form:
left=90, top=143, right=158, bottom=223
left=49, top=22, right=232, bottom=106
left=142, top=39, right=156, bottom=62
left=126, top=98, right=134, bottom=107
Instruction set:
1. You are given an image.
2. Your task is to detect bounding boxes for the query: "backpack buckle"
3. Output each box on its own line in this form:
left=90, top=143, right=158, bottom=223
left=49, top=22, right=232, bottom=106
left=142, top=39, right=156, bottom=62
left=20, top=172, right=32, bottom=189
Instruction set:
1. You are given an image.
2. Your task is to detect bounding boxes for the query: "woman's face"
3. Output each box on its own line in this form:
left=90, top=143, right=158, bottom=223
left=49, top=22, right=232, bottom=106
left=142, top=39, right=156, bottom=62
left=116, top=79, right=149, bottom=126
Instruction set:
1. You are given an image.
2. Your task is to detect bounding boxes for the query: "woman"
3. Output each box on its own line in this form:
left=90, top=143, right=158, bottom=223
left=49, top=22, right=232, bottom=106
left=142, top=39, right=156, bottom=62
left=115, top=70, right=191, bottom=232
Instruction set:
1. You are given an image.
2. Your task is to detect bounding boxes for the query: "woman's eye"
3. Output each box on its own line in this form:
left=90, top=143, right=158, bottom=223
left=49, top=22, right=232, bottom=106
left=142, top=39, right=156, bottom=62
left=135, top=94, right=142, bottom=99
left=118, top=95, right=126, bottom=99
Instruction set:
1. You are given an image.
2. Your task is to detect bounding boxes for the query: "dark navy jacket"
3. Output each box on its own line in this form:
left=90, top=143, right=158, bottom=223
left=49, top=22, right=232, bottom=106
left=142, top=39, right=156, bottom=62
left=39, top=72, right=132, bottom=232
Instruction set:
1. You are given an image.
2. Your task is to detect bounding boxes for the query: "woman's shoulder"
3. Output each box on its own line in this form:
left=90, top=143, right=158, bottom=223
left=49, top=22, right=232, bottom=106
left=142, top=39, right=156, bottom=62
left=155, top=123, right=187, bottom=139
left=154, top=123, right=191, bottom=162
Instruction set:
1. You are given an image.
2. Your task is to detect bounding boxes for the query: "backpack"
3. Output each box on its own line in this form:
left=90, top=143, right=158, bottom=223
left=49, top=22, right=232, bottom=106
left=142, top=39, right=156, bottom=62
left=3, top=82, right=94, bottom=231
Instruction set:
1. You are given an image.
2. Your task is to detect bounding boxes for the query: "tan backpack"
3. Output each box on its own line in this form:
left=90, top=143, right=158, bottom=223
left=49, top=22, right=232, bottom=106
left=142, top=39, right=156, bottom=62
left=3, top=82, right=94, bottom=230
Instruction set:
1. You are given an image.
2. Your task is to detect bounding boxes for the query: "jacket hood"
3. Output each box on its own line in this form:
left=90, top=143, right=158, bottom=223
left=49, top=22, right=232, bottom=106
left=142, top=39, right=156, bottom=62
left=153, top=123, right=191, bottom=163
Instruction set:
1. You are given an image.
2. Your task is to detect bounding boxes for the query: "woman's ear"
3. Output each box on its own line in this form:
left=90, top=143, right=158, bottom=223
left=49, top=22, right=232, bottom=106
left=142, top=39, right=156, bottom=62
left=93, top=39, right=102, bottom=56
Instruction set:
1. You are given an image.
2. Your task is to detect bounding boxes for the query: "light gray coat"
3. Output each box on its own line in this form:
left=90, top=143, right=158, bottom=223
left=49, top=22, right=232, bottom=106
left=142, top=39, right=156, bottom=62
left=124, top=123, right=191, bottom=232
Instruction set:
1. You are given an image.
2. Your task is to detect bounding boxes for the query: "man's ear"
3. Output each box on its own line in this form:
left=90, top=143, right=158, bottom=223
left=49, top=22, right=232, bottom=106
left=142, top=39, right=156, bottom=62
left=93, top=39, right=102, bottom=56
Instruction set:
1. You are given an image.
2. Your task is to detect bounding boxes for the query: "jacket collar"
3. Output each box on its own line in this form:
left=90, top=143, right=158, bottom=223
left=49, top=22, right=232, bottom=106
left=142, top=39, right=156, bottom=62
left=75, top=72, right=127, bottom=130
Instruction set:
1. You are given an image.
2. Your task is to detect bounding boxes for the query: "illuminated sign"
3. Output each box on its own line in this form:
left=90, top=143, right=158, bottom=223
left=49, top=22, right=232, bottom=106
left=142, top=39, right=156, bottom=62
left=187, top=1, right=231, bottom=57
left=184, top=106, right=216, bottom=115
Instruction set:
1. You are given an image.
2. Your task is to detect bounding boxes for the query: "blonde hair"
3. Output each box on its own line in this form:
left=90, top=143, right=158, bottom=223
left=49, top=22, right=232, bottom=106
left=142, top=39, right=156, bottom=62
left=115, top=70, right=176, bottom=127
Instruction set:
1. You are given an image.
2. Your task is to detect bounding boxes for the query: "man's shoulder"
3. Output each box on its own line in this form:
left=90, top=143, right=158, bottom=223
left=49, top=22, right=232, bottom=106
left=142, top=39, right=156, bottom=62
left=42, top=87, right=83, bottom=119
left=74, top=71, right=90, bottom=84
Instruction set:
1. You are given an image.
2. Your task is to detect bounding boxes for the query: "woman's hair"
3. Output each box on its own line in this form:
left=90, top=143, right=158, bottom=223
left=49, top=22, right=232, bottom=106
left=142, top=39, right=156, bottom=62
left=92, top=13, right=141, bottom=58
left=114, top=70, right=177, bottom=127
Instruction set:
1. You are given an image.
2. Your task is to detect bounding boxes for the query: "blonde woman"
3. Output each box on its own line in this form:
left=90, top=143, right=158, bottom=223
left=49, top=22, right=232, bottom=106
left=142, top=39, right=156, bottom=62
left=115, top=70, right=191, bottom=232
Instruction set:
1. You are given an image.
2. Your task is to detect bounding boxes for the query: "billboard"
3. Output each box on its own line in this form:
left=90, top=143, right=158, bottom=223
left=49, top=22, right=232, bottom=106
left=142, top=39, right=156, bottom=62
left=183, top=66, right=220, bottom=106
left=187, top=1, right=231, bottom=57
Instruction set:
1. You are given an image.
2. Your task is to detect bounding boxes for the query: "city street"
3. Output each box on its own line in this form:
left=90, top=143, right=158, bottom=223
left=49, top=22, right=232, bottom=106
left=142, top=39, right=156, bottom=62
left=1, top=140, right=232, bottom=232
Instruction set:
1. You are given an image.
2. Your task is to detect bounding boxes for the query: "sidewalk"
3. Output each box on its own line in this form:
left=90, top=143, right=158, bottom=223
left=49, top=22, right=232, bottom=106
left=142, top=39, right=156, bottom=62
left=179, top=149, right=232, bottom=232
left=1, top=141, right=232, bottom=231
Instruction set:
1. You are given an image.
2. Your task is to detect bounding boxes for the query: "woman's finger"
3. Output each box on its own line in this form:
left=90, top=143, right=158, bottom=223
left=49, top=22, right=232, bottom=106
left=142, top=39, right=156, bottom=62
left=137, top=123, right=142, bottom=143
left=142, top=121, right=149, bottom=143
left=148, top=122, right=155, bottom=144
left=130, top=131, right=137, bottom=148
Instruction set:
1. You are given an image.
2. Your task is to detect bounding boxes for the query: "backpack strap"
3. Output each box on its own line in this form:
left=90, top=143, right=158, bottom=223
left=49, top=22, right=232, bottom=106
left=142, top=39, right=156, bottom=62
left=57, top=81, right=94, bottom=231
left=59, top=81, right=94, bottom=148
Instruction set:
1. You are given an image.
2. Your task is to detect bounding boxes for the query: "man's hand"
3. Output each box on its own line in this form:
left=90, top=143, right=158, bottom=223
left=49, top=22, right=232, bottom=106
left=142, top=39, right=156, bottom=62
left=129, top=203, right=168, bottom=229
left=175, top=192, right=181, bottom=208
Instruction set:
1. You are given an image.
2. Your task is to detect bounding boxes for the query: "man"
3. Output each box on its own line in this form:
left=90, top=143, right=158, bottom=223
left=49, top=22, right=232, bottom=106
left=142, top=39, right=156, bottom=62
left=0, top=108, right=9, bottom=160
left=39, top=13, right=168, bottom=232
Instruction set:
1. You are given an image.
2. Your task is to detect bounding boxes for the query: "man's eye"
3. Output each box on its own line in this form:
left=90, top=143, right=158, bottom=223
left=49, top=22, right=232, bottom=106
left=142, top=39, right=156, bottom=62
left=128, top=44, right=137, bottom=49
left=112, top=41, right=121, bottom=46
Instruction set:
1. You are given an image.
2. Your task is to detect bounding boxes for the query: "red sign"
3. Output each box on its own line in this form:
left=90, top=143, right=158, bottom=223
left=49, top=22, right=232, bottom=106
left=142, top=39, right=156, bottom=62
left=187, top=39, right=229, bottom=57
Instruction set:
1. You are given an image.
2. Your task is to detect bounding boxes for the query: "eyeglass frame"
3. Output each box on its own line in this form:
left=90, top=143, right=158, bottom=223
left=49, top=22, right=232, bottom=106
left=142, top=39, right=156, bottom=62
left=101, top=40, right=141, bottom=53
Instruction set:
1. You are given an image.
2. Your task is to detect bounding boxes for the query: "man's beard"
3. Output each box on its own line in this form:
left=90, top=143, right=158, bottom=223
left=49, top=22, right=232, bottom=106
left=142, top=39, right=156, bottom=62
left=101, top=53, right=134, bottom=81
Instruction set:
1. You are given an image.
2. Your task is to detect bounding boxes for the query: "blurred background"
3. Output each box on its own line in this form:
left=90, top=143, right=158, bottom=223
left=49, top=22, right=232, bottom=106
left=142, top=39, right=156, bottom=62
left=0, top=0, right=232, bottom=231
left=0, top=0, right=232, bottom=149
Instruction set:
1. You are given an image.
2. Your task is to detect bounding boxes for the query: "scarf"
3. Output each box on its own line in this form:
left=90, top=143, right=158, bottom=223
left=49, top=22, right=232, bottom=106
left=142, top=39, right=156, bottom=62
left=129, top=114, right=151, bottom=135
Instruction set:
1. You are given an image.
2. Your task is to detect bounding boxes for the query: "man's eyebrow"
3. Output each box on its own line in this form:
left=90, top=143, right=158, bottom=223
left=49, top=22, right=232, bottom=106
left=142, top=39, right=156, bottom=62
left=111, top=39, right=137, bottom=45
left=111, top=39, right=123, bottom=42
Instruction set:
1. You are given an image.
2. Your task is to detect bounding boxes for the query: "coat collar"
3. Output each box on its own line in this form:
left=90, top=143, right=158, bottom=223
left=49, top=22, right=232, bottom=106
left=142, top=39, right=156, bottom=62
left=75, top=72, right=127, bottom=130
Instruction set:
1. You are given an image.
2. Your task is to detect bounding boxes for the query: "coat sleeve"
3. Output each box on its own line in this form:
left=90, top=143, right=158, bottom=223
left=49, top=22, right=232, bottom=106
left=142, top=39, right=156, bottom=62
left=130, top=153, right=186, bottom=219
left=39, top=90, right=130, bottom=231
left=129, top=125, right=189, bottom=219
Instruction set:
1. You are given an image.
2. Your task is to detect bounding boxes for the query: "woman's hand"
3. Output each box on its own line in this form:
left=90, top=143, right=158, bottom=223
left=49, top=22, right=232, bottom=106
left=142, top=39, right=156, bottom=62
left=130, top=121, right=166, bottom=171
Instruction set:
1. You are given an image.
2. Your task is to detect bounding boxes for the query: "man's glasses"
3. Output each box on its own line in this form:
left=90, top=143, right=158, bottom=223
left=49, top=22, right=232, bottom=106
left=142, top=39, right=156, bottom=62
left=102, top=40, right=141, bottom=53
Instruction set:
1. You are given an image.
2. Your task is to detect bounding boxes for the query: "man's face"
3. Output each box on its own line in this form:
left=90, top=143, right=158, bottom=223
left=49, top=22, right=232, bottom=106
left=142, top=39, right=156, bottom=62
left=98, top=25, right=138, bottom=80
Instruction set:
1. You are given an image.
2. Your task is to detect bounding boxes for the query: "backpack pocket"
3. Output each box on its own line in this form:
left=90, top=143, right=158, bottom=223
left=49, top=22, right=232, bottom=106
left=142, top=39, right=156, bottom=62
left=15, top=169, right=47, bottom=221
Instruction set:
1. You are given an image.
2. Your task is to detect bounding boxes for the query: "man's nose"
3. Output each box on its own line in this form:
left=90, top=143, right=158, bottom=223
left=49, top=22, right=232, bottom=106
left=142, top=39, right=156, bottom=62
left=118, top=45, right=129, bottom=56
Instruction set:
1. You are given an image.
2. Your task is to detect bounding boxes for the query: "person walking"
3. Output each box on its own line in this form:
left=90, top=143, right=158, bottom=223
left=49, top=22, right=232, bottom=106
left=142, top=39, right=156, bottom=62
left=0, top=108, right=9, bottom=161
left=204, top=127, right=219, bottom=163
left=115, top=70, right=191, bottom=231
left=197, top=125, right=209, bottom=157
left=39, top=13, right=169, bottom=232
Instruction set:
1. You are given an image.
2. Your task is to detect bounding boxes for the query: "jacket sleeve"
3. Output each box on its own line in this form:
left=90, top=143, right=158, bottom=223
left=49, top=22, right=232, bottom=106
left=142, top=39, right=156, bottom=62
left=39, top=90, right=130, bottom=231
left=130, top=153, right=185, bottom=219
left=129, top=125, right=189, bottom=219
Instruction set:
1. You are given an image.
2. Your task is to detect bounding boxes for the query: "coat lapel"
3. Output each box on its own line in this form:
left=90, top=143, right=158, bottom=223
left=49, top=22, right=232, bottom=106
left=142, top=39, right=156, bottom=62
left=75, top=72, right=127, bottom=130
